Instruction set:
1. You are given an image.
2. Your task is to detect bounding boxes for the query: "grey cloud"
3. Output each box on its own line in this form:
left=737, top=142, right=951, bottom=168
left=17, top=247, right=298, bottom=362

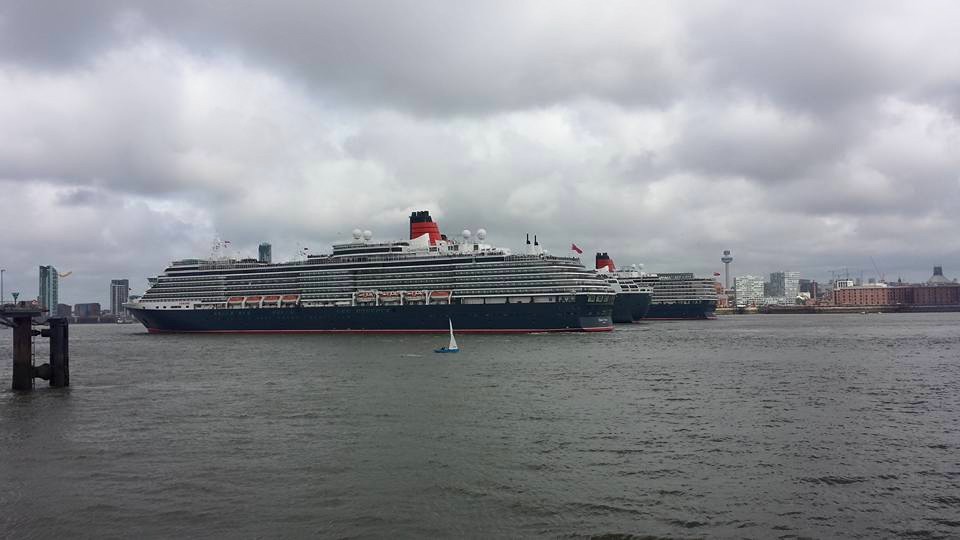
left=0, top=0, right=123, bottom=67
left=56, top=187, right=101, bottom=206
left=3, top=1, right=689, bottom=114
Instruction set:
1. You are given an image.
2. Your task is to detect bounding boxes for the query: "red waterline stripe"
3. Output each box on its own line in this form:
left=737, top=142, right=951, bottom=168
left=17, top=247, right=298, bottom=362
left=146, top=326, right=615, bottom=335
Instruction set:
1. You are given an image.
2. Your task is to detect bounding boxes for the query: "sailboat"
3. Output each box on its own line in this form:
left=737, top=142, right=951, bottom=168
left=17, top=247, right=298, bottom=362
left=434, top=319, right=459, bottom=353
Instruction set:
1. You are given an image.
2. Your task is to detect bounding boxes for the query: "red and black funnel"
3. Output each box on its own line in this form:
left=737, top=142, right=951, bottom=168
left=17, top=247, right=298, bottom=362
left=595, top=252, right=615, bottom=271
left=409, top=210, right=442, bottom=245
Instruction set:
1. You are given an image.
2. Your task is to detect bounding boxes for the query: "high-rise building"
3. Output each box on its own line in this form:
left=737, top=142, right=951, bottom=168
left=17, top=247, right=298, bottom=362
left=735, top=275, right=765, bottom=306
left=783, top=271, right=800, bottom=300
left=768, top=271, right=800, bottom=302
left=56, top=303, right=72, bottom=318
left=111, top=279, right=130, bottom=318
left=259, top=242, right=272, bottom=264
left=768, top=272, right=785, bottom=298
left=39, top=265, right=59, bottom=312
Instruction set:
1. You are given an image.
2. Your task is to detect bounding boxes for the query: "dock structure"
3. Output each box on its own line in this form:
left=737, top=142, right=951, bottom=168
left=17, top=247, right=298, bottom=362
left=1, top=302, right=69, bottom=390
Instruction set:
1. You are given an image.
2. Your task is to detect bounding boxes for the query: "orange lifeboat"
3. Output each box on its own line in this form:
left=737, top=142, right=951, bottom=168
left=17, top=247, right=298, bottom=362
left=356, top=291, right=376, bottom=303
left=280, top=295, right=300, bottom=304
left=262, top=295, right=281, bottom=306
left=379, top=291, right=401, bottom=302
left=227, top=297, right=244, bottom=305
left=429, top=290, right=452, bottom=303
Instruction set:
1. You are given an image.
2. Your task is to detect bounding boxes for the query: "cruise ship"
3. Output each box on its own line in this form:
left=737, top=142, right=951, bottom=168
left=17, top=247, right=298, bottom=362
left=594, top=253, right=652, bottom=323
left=599, top=263, right=717, bottom=320
left=635, top=272, right=718, bottom=320
left=126, top=211, right=616, bottom=333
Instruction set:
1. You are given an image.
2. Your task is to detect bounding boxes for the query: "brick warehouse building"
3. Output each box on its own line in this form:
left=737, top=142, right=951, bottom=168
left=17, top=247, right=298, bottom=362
left=833, top=285, right=915, bottom=306
left=833, top=266, right=960, bottom=306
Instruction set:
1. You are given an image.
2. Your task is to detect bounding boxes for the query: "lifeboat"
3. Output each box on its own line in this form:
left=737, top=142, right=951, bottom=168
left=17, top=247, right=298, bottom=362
left=262, top=295, right=281, bottom=306
left=379, top=291, right=401, bottom=303
left=404, top=290, right=426, bottom=301
left=280, top=295, right=300, bottom=304
left=227, top=297, right=244, bottom=305
left=244, top=296, right=263, bottom=307
left=429, top=290, right=452, bottom=303
left=355, top=291, right=377, bottom=303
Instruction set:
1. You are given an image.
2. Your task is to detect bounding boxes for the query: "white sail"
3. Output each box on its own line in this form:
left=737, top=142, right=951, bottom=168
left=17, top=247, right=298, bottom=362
left=448, top=319, right=458, bottom=350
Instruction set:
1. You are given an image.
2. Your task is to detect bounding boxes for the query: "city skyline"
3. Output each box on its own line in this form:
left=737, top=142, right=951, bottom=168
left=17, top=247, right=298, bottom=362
left=2, top=1, right=959, bottom=303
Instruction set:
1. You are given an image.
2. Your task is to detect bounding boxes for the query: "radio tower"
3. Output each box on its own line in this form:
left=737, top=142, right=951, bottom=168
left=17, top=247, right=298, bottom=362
left=721, top=250, right=734, bottom=291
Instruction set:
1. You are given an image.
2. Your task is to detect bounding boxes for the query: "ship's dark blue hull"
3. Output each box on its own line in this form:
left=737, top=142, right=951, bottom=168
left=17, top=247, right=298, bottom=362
left=129, top=298, right=614, bottom=333
left=613, top=292, right=652, bottom=323
left=644, top=300, right=717, bottom=320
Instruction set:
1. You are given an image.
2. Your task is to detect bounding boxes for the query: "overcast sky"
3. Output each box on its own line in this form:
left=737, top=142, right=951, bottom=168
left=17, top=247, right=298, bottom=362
left=2, top=1, right=959, bottom=304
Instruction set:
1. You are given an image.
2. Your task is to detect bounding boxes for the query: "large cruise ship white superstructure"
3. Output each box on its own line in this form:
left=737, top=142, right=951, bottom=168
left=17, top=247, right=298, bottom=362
left=126, top=211, right=616, bottom=333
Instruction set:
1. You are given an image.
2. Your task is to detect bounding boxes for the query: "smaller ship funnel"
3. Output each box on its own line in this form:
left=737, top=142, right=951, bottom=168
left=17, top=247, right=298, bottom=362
left=596, top=252, right=615, bottom=271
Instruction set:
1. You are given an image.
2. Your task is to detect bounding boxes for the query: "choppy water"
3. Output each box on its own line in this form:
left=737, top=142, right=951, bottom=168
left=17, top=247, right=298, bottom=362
left=1, top=313, right=959, bottom=538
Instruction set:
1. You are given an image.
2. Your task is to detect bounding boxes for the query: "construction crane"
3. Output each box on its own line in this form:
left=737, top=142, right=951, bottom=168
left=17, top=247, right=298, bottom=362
left=869, top=257, right=884, bottom=283
left=58, top=271, right=73, bottom=278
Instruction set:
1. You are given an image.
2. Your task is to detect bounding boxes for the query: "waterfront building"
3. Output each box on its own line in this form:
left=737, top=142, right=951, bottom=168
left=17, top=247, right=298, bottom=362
left=799, top=279, right=820, bottom=298
left=39, top=265, right=59, bottom=312
left=833, top=268, right=960, bottom=306
left=55, top=303, right=72, bottom=318
left=75, top=302, right=101, bottom=318
left=259, top=242, right=272, bottom=264
left=769, top=271, right=800, bottom=302
left=911, top=285, right=960, bottom=305
left=833, top=283, right=901, bottom=306
left=735, top=275, right=764, bottom=306
left=111, top=279, right=130, bottom=318
left=713, top=281, right=730, bottom=308
left=768, top=272, right=785, bottom=298
left=928, top=266, right=953, bottom=284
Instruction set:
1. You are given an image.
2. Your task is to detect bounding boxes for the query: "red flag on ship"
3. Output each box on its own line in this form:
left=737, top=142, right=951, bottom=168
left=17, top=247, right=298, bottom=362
left=571, top=243, right=583, bottom=254
left=713, top=272, right=721, bottom=276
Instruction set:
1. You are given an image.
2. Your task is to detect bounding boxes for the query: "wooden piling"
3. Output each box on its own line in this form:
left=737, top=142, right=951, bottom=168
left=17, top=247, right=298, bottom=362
left=12, top=316, right=33, bottom=390
left=48, top=317, right=69, bottom=387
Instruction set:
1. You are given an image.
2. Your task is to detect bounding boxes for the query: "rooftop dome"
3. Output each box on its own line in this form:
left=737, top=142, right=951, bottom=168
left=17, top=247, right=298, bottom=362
left=927, top=265, right=951, bottom=284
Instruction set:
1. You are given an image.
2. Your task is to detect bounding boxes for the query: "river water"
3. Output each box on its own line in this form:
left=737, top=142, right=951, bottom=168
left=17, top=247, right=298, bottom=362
left=1, top=313, right=958, bottom=538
